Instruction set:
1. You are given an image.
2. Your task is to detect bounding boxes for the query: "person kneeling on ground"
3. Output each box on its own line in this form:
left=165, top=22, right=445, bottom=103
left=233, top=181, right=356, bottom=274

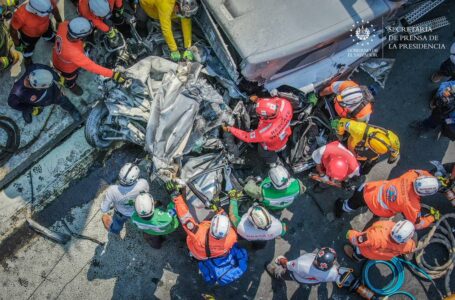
left=131, top=192, right=179, bottom=249
left=266, top=247, right=341, bottom=284
left=101, top=163, right=150, bottom=234
left=336, top=169, right=441, bottom=230
left=243, top=164, right=306, bottom=211
left=8, top=63, right=81, bottom=124
left=223, top=97, right=293, bottom=165
left=345, top=220, right=416, bottom=261
left=166, top=180, right=237, bottom=260
left=431, top=41, right=455, bottom=83
left=228, top=189, right=286, bottom=250
left=311, top=140, right=360, bottom=190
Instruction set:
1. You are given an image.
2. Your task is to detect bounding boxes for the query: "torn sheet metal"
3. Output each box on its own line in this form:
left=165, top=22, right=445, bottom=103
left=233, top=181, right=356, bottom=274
left=360, top=58, right=395, bottom=88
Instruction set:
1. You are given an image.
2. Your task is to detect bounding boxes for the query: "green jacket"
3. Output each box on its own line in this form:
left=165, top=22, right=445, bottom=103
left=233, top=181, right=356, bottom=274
left=131, top=202, right=179, bottom=236
left=244, top=177, right=305, bottom=210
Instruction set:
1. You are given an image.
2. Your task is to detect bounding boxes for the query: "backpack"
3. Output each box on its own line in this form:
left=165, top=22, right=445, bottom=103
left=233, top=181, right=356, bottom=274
left=198, top=243, right=248, bottom=286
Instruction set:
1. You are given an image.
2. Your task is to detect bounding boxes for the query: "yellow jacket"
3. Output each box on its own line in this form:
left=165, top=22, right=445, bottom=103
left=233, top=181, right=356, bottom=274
left=139, top=0, right=192, bottom=52
left=336, top=118, right=400, bottom=161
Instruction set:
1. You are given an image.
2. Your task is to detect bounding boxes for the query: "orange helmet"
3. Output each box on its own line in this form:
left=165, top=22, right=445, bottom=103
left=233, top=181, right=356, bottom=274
left=255, top=99, right=278, bottom=119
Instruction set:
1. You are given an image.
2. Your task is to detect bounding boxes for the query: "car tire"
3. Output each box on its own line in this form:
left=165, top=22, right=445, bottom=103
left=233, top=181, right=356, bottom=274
left=85, top=101, right=114, bottom=149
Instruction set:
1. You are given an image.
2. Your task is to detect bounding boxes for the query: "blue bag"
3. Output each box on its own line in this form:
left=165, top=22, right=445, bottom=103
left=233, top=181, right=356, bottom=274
left=198, top=243, right=248, bottom=286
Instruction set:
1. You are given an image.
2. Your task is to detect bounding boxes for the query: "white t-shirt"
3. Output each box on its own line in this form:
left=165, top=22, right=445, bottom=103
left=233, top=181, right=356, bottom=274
left=101, top=179, right=150, bottom=217
left=287, top=253, right=339, bottom=284
left=236, top=213, right=283, bottom=241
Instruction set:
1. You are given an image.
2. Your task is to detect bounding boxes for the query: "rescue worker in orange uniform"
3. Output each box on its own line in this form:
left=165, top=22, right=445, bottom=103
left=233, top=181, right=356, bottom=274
left=223, top=97, right=293, bottom=165
left=166, top=180, right=237, bottom=260
left=52, top=17, right=125, bottom=96
left=9, top=0, right=62, bottom=66
left=320, top=80, right=374, bottom=122
left=78, top=0, right=123, bottom=35
left=336, top=170, right=441, bottom=230
left=344, top=220, right=416, bottom=261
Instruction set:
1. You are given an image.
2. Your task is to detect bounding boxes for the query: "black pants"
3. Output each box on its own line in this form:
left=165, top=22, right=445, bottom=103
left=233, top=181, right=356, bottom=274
left=20, top=25, right=54, bottom=57
left=438, top=58, right=455, bottom=78
left=59, top=69, right=79, bottom=89
left=258, top=145, right=289, bottom=165
left=346, top=188, right=366, bottom=211
left=360, top=159, right=377, bottom=175
left=422, top=107, right=449, bottom=129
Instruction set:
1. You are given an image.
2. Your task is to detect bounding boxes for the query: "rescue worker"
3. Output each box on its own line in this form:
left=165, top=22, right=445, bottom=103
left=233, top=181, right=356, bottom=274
left=311, top=140, right=360, bottom=186
left=228, top=189, right=286, bottom=249
left=52, top=17, right=125, bottom=96
left=101, top=163, right=150, bottom=234
left=332, top=118, right=400, bottom=174
left=410, top=81, right=455, bottom=132
left=0, top=21, right=20, bottom=70
left=344, top=220, right=416, bottom=261
left=319, top=80, right=374, bottom=122
left=336, top=170, right=441, bottom=230
left=223, top=97, right=293, bottom=165
left=136, top=0, right=198, bottom=62
left=9, top=0, right=62, bottom=66
left=243, top=164, right=306, bottom=211
left=266, top=247, right=341, bottom=284
left=165, top=180, right=237, bottom=260
left=431, top=41, right=455, bottom=83
left=8, top=63, right=81, bottom=124
left=131, top=192, right=179, bottom=249
left=78, top=0, right=124, bottom=39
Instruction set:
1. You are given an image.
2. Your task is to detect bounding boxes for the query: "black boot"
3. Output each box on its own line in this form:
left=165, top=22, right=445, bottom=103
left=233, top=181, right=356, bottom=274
left=22, top=110, right=32, bottom=124
left=69, top=84, right=83, bottom=96
left=334, top=198, right=344, bottom=218
left=60, top=96, right=82, bottom=122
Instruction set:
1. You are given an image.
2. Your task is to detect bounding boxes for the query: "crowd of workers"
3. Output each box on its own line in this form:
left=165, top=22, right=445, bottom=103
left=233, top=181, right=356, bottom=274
left=1, top=0, right=455, bottom=293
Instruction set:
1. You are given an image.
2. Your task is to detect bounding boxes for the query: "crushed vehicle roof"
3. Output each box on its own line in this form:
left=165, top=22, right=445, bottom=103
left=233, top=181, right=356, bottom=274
left=202, top=0, right=391, bottom=64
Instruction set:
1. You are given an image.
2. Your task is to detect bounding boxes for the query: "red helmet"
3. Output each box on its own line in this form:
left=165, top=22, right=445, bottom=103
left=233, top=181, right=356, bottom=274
left=255, top=98, right=278, bottom=119
left=326, top=155, right=349, bottom=181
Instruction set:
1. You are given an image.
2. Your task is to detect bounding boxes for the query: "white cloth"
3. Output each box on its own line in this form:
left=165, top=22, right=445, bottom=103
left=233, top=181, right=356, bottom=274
left=236, top=213, right=283, bottom=241
left=287, top=253, right=339, bottom=284
left=101, top=179, right=150, bottom=217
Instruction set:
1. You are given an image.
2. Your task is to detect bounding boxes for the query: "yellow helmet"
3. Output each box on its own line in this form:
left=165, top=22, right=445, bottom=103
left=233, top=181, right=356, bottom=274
left=367, top=131, right=391, bottom=155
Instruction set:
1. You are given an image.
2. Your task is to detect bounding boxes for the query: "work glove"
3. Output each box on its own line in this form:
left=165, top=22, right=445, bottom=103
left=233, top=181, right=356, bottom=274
left=249, top=95, right=259, bottom=102
left=165, top=180, right=181, bottom=198
left=429, top=207, right=441, bottom=221
left=330, top=119, right=340, bottom=130
left=107, top=28, right=118, bottom=40
left=307, top=92, right=318, bottom=106
left=221, top=123, right=230, bottom=132
left=170, top=51, right=181, bottom=62
left=112, top=71, right=126, bottom=84
left=15, top=43, right=25, bottom=53
left=0, top=56, right=10, bottom=69
left=31, top=106, right=43, bottom=116
left=387, top=156, right=398, bottom=164
left=182, top=49, right=194, bottom=61
left=5, top=0, right=18, bottom=7
left=113, top=7, right=124, bottom=19
left=228, top=189, right=243, bottom=200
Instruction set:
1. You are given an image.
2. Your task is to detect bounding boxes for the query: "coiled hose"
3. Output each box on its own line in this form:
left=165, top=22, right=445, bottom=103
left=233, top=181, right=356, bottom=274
left=412, top=205, right=455, bottom=297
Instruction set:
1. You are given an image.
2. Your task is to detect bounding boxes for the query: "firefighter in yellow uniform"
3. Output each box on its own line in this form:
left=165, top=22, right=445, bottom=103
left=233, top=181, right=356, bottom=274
left=0, top=0, right=21, bottom=70
left=136, top=0, right=198, bottom=62
left=331, top=118, right=400, bottom=174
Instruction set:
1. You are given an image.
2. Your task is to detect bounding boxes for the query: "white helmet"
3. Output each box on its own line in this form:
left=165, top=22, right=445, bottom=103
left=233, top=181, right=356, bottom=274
left=338, top=86, right=364, bottom=108
left=269, top=165, right=291, bottom=190
left=391, top=220, right=415, bottom=244
left=26, top=0, right=52, bottom=17
left=135, top=193, right=155, bottom=218
left=88, top=0, right=110, bottom=18
left=414, top=176, right=439, bottom=196
left=210, top=214, right=230, bottom=239
left=248, top=204, right=272, bottom=230
left=29, top=69, right=54, bottom=89
left=68, top=17, right=93, bottom=39
left=118, top=163, right=140, bottom=186
left=177, top=0, right=199, bottom=18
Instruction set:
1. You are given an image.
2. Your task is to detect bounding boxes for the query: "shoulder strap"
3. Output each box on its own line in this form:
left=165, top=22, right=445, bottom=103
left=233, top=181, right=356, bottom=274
left=205, top=229, right=212, bottom=259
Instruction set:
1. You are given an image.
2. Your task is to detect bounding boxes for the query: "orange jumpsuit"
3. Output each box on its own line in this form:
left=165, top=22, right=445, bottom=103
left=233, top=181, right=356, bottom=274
left=363, top=170, right=435, bottom=230
left=328, top=81, right=373, bottom=121
left=78, top=0, right=122, bottom=32
left=347, top=220, right=416, bottom=260
left=174, top=195, right=237, bottom=260
left=52, top=21, right=113, bottom=77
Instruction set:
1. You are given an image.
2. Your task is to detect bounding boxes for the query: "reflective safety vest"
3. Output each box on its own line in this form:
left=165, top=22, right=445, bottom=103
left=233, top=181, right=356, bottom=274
left=260, top=177, right=302, bottom=210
